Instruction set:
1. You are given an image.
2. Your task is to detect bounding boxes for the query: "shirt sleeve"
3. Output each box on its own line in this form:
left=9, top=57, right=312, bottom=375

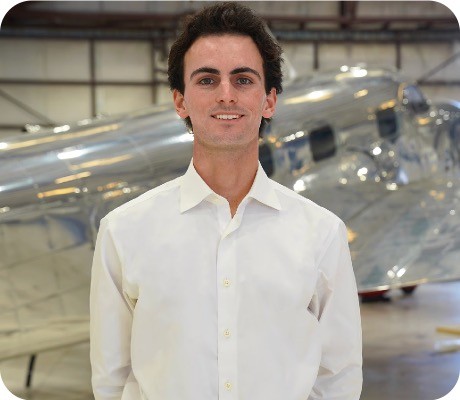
left=90, top=217, right=135, bottom=400
left=309, top=220, right=363, bottom=400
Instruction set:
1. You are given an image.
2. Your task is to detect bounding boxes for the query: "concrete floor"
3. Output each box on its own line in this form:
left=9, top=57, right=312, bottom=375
left=1, top=281, right=459, bottom=400
left=361, top=281, right=460, bottom=400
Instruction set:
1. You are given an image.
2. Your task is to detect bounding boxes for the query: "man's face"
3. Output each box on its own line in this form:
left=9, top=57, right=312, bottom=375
left=173, top=34, right=277, bottom=151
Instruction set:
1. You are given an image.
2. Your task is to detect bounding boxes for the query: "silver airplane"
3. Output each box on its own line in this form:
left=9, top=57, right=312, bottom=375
left=1, top=65, right=460, bottom=379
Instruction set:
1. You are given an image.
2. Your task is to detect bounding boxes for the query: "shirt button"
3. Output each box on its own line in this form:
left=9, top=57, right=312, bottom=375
left=223, top=279, right=231, bottom=287
left=225, top=381, right=232, bottom=391
left=224, top=329, right=231, bottom=338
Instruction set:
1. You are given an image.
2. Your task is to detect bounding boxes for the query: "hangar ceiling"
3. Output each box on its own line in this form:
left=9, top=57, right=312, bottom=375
left=1, top=1, right=459, bottom=42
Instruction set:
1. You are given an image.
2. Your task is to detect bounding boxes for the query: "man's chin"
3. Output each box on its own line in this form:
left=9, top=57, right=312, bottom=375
left=194, top=134, right=257, bottom=152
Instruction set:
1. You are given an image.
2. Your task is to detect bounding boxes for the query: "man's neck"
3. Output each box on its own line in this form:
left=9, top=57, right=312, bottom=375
left=193, top=145, right=259, bottom=217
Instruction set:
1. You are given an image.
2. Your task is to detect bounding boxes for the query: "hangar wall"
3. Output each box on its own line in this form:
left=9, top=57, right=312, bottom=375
left=0, top=1, right=458, bottom=139
left=281, top=40, right=460, bottom=100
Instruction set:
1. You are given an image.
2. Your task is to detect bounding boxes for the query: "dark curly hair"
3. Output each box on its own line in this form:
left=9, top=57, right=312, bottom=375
left=168, top=2, right=283, bottom=136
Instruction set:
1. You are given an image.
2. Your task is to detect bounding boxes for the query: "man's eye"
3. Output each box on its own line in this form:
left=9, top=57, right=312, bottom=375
left=237, top=77, right=253, bottom=85
left=199, top=77, right=214, bottom=85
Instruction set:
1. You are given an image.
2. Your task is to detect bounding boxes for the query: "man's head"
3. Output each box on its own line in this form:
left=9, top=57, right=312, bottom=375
left=168, top=2, right=283, bottom=137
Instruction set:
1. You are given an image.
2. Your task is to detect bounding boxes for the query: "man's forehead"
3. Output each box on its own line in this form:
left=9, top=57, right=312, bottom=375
left=183, top=34, right=264, bottom=73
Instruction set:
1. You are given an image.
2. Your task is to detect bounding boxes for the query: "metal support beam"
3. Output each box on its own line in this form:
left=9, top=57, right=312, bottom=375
left=2, top=26, right=459, bottom=43
left=395, top=41, right=402, bottom=70
left=313, top=41, right=319, bottom=70
left=0, top=88, right=55, bottom=125
left=417, top=52, right=460, bottom=84
left=339, top=2, right=348, bottom=30
left=274, top=29, right=460, bottom=43
left=0, top=79, right=168, bottom=86
left=150, top=40, right=157, bottom=104
left=89, top=39, right=97, bottom=117
left=4, top=8, right=457, bottom=29
left=0, top=27, right=175, bottom=41
left=340, top=1, right=358, bottom=30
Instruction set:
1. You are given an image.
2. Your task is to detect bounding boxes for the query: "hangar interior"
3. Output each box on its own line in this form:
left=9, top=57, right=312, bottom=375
left=0, top=2, right=460, bottom=400
left=0, top=1, right=459, bottom=138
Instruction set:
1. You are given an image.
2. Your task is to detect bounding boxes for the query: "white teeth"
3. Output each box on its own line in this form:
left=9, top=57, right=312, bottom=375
left=215, top=114, right=241, bottom=120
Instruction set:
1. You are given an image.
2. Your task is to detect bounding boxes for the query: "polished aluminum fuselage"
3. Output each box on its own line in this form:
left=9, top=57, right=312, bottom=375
left=0, top=67, right=459, bottom=333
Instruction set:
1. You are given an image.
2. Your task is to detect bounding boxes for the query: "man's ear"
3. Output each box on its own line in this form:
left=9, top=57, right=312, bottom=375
left=262, top=88, right=277, bottom=119
left=173, top=89, right=189, bottom=119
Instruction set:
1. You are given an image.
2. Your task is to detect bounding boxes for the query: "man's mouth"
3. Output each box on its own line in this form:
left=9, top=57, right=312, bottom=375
left=212, top=114, right=243, bottom=120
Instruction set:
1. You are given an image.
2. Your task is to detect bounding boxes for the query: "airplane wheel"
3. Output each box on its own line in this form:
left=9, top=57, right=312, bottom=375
left=360, top=290, right=390, bottom=303
left=401, top=285, right=417, bottom=295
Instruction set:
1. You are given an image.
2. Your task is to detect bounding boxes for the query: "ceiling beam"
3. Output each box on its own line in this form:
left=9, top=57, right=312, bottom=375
left=2, top=27, right=458, bottom=43
left=3, top=8, right=458, bottom=32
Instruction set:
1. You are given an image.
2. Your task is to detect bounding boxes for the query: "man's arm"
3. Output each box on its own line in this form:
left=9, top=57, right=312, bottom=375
left=90, top=218, right=135, bottom=400
left=309, top=220, right=363, bottom=400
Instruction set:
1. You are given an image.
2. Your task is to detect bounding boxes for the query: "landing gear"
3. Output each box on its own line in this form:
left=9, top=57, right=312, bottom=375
left=360, top=290, right=390, bottom=303
left=359, top=286, right=418, bottom=302
left=401, top=285, right=417, bottom=295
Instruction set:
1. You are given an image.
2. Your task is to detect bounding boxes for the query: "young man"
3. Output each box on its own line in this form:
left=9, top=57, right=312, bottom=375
left=90, top=3, right=362, bottom=400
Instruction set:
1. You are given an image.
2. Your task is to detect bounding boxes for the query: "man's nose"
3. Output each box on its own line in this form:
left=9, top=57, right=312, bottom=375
left=216, top=80, right=237, bottom=104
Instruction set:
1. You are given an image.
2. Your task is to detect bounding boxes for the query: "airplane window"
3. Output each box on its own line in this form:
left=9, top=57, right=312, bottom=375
left=310, top=125, right=336, bottom=162
left=259, top=142, right=274, bottom=177
left=403, top=85, right=430, bottom=114
left=376, top=108, right=399, bottom=140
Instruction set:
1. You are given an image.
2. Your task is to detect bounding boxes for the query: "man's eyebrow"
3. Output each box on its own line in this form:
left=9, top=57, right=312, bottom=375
left=231, top=67, right=261, bottom=80
left=189, top=66, right=262, bottom=81
left=190, top=67, right=219, bottom=80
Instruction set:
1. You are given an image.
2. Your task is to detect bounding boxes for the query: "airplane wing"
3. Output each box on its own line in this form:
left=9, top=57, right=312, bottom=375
left=0, top=317, right=89, bottom=361
left=347, top=174, right=460, bottom=292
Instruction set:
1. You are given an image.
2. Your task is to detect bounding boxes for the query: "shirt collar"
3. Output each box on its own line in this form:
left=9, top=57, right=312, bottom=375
left=180, top=159, right=281, bottom=213
left=247, top=162, right=282, bottom=211
left=180, top=159, right=214, bottom=213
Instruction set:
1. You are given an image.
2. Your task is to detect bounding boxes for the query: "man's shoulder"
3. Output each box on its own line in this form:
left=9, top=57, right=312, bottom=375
left=105, top=176, right=182, bottom=222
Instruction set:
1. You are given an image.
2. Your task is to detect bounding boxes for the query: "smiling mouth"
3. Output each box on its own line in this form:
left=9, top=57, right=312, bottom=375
left=212, top=114, right=243, bottom=120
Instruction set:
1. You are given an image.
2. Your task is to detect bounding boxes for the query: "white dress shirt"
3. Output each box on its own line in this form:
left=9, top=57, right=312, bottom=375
left=90, top=160, right=362, bottom=400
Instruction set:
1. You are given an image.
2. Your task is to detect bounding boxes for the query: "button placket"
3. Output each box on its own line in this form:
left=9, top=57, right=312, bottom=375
left=216, top=208, right=238, bottom=399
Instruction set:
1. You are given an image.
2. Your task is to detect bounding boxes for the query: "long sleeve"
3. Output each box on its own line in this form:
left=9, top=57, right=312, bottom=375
left=90, top=217, right=135, bottom=400
left=309, top=221, right=363, bottom=400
